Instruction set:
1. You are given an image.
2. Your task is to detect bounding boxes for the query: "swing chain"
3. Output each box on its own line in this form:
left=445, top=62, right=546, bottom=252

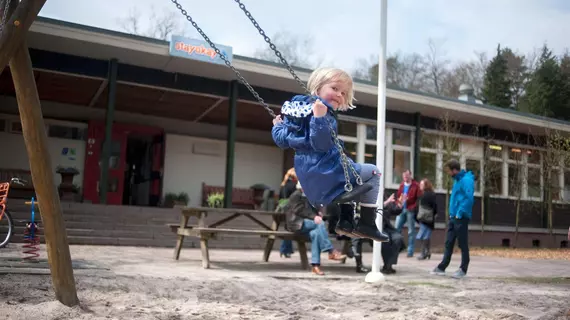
left=169, top=0, right=362, bottom=190
left=170, top=0, right=276, bottom=119
left=231, top=0, right=363, bottom=189
left=233, top=0, right=309, bottom=95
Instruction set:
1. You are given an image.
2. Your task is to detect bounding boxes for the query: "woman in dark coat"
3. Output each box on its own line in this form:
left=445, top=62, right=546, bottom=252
left=278, top=168, right=297, bottom=258
left=415, top=178, right=437, bottom=260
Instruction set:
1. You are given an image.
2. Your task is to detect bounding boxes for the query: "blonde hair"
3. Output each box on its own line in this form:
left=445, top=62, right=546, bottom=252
left=280, top=167, right=297, bottom=186
left=307, top=67, right=356, bottom=111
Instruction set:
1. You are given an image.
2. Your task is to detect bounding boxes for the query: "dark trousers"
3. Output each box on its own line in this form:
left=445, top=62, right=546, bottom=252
left=437, top=218, right=470, bottom=273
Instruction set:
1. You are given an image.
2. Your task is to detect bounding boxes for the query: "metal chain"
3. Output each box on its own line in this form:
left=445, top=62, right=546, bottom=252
left=230, top=0, right=362, bottom=190
left=170, top=0, right=276, bottom=119
left=169, top=0, right=362, bottom=190
left=232, top=0, right=309, bottom=94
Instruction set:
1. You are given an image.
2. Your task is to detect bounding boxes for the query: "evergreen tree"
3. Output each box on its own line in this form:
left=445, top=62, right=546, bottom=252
left=481, top=44, right=512, bottom=108
left=523, top=45, right=563, bottom=118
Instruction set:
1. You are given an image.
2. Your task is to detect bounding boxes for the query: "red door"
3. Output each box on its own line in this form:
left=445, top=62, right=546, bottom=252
left=83, top=121, right=127, bottom=205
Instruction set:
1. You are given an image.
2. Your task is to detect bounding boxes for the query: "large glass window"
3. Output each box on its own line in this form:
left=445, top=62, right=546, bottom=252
left=527, top=167, right=542, bottom=198
left=392, top=129, right=412, bottom=147
left=393, top=150, right=411, bottom=184
left=419, top=152, right=436, bottom=185
left=466, top=159, right=481, bottom=193
left=338, top=120, right=357, bottom=137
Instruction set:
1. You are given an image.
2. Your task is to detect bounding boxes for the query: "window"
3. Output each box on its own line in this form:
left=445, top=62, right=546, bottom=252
left=344, top=141, right=357, bottom=160
left=550, top=170, right=561, bottom=201
left=488, top=144, right=503, bottom=159
left=508, top=148, right=523, bottom=161
left=48, top=125, right=86, bottom=141
left=392, top=128, right=411, bottom=146
left=364, top=144, right=376, bottom=165
left=366, top=125, right=376, bottom=140
left=419, top=152, right=436, bottom=185
left=527, top=167, right=542, bottom=198
left=338, top=120, right=357, bottom=137
left=421, top=133, right=438, bottom=149
left=486, top=159, right=503, bottom=196
left=466, top=159, right=481, bottom=192
left=442, top=136, right=460, bottom=153
left=392, top=150, right=411, bottom=184
left=527, top=150, right=541, bottom=165
left=508, top=164, right=523, bottom=197
left=10, top=121, right=22, bottom=134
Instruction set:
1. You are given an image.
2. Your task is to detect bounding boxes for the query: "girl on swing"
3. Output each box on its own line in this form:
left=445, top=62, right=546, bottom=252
left=272, top=67, right=389, bottom=243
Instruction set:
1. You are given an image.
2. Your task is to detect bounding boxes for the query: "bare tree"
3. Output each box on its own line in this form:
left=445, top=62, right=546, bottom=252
left=437, top=113, right=463, bottom=225
left=117, top=6, right=187, bottom=41
left=425, top=38, right=451, bottom=95
left=541, top=128, right=570, bottom=245
left=352, top=52, right=429, bottom=91
left=253, top=30, right=321, bottom=69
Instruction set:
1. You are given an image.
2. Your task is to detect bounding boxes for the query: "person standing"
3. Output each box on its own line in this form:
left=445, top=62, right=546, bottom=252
left=278, top=168, right=297, bottom=258
left=395, top=169, right=420, bottom=257
left=431, top=159, right=475, bottom=279
left=415, top=179, right=437, bottom=260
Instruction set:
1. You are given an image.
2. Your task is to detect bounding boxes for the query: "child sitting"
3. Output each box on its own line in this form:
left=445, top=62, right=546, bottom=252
left=271, top=67, right=388, bottom=243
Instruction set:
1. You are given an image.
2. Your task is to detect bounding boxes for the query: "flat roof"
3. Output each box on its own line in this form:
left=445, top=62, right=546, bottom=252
left=26, top=16, right=570, bottom=135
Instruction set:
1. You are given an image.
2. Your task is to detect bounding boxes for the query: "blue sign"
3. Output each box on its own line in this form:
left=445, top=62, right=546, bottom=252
left=169, top=36, right=233, bottom=65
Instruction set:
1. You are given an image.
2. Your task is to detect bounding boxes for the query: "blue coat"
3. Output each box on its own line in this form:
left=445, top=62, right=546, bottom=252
left=449, top=170, right=475, bottom=220
left=272, top=95, right=361, bottom=207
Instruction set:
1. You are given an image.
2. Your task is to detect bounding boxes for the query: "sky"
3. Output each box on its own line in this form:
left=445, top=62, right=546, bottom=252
left=38, top=0, right=570, bottom=71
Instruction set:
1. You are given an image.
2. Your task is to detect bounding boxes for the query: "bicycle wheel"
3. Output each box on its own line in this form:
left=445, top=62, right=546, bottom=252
left=0, top=209, right=14, bottom=248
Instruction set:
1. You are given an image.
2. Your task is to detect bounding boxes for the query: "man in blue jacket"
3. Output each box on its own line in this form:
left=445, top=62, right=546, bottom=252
left=431, top=159, right=475, bottom=279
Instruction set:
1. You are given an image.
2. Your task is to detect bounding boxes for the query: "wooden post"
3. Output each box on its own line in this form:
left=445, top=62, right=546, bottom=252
left=5, top=0, right=79, bottom=307
left=0, top=0, right=46, bottom=75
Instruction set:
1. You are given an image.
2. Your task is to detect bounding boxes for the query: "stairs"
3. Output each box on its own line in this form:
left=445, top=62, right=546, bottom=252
left=3, top=200, right=274, bottom=250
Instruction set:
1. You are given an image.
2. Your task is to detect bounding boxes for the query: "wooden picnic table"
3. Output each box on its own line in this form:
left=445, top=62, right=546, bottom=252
left=168, top=206, right=350, bottom=270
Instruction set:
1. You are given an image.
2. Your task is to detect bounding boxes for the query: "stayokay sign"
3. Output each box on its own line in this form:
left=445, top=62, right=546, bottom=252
left=169, top=35, right=233, bottom=65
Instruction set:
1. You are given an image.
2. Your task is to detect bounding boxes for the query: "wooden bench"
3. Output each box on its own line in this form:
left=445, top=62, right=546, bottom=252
left=201, top=182, right=255, bottom=209
left=168, top=206, right=350, bottom=270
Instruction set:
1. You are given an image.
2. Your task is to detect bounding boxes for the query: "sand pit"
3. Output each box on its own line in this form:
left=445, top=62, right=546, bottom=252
left=1, top=245, right=569, bottom=319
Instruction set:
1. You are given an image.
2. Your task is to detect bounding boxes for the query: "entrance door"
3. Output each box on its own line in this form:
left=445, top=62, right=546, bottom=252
left=83, top=121, right=165, bottom=206
left=83, top=121, right=127, bottom=205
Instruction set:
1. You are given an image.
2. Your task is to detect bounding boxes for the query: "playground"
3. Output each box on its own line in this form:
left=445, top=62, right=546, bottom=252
left=1, top=244, right=569, bottom=320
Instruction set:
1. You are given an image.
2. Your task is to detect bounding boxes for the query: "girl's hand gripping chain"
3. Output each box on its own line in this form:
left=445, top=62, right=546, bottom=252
left=312, top=99, right=328, bottom=118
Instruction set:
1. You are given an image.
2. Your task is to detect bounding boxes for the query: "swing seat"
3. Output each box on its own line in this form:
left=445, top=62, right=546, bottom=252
left=332, top=183, right=373, bottom=204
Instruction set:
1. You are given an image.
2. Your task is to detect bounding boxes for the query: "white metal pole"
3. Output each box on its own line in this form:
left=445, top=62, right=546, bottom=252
left=365, top=0, right=388, bottom=283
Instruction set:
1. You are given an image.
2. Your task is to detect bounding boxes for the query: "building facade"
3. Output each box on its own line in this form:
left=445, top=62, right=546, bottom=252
left=0, top=17, right=568, bottom=248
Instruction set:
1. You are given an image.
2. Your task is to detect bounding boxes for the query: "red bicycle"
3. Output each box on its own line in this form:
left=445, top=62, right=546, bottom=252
left=0, top=177, right=26, bottom=248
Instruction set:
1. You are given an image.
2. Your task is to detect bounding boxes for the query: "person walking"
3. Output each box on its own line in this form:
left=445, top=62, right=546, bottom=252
left=431, top=159, right=475, bottom=279
left=415, top=179, right=437, bottom=260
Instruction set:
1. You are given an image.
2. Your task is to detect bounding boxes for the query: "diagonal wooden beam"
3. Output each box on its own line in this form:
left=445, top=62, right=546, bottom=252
left=5, top=0, right=79, bottom=307
left=193, top=98, right=226, bottom=122
left=0, top=0, right=46, bottom=75
left=88, top=79, right=108, bottom=107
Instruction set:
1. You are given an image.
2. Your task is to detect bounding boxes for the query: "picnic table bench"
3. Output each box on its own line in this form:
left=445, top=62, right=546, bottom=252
left=168, top=206, right=350, bottom=270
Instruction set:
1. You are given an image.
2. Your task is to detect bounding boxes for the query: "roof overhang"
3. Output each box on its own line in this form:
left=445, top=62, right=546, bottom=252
left=26, top=17, right=570, bottom=136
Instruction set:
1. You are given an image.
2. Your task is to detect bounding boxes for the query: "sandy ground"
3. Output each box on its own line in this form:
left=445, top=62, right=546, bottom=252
left=0, top=244, right=569, bottom=320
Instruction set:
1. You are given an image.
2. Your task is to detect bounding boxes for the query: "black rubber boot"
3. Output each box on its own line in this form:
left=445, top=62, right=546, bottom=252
left=355, top=255, right=371, bottom=273
left=335, top=203, right=357, bottom=237
left=352, top=205, right=389, bottom=242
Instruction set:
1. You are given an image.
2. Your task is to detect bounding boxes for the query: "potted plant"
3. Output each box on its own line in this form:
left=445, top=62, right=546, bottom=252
left=163, top=192, right=190, bottom=208
left=207, top=192, right=224, bottom=208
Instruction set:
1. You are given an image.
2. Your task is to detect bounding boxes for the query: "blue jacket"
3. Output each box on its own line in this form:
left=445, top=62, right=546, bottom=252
left=449, top=170, right=475, bottom=220
left=272, top=95, right=361, bottom=207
